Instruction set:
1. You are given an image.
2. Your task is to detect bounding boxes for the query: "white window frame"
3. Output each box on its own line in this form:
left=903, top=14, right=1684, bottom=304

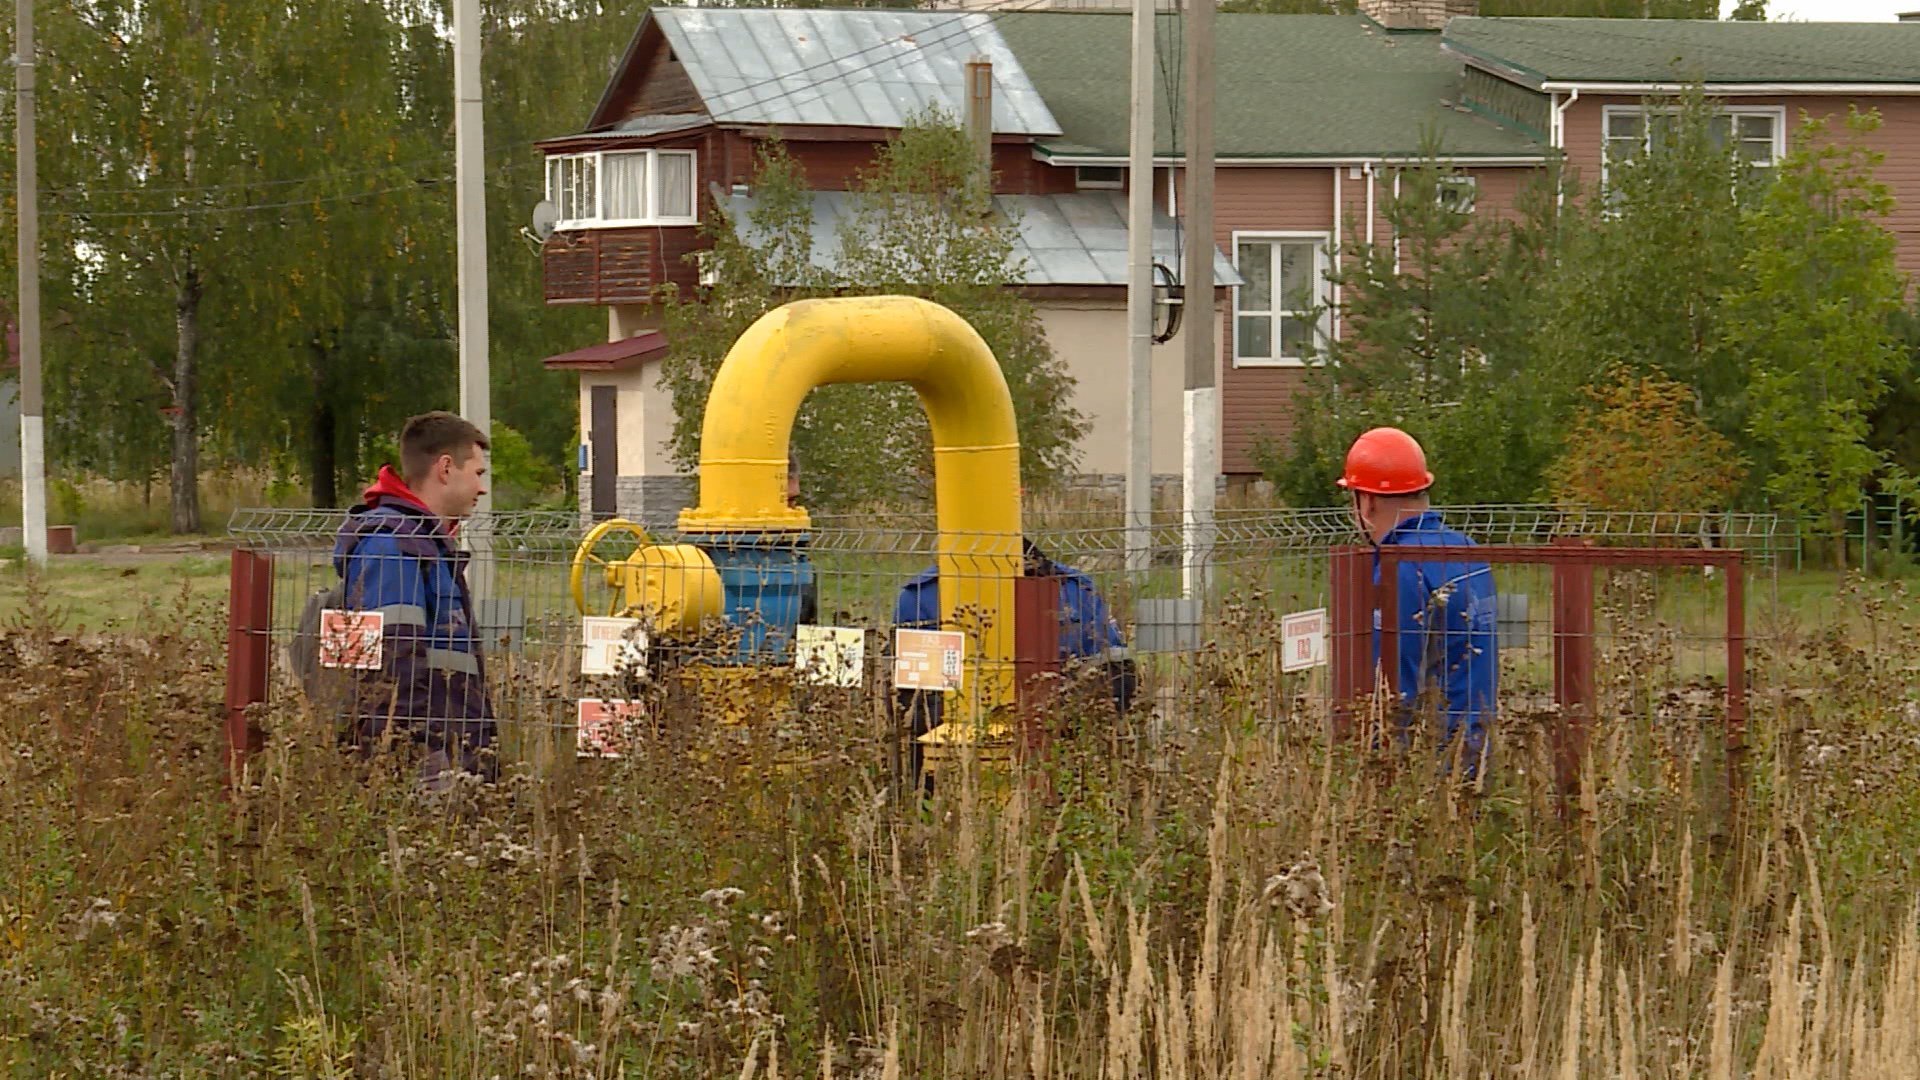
left=1437, top=175, right=1478, bottom=214
left=1599, top=104, right=1787, bottom=190
left=1231, top=231, right=1332, bottom=369
left=1075, top=165, right=1125, bottom=190
left=546, top=148, right=700, bottom=230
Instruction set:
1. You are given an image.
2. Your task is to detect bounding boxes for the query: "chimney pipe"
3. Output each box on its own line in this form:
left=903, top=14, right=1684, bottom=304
left=964, top=56, right=993, bottom=195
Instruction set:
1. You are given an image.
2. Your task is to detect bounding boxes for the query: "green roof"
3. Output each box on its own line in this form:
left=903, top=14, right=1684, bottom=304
left=1443, top=17, right=1920, bottom=88
left=995, top=12, right=1546, bottom=161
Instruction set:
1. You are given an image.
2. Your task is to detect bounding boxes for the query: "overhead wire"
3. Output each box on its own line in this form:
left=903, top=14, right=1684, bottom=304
left=43, top=0, right=1060, bottom=219
left=45, top=0, right=1087, bottom=224
left=686, top=0, right=1067, bottom=125
left=47, top=159, right=541, bottom=222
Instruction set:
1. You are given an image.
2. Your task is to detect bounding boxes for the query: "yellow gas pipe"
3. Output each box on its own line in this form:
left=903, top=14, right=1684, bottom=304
left=677, top=296, right=1024, bottom=729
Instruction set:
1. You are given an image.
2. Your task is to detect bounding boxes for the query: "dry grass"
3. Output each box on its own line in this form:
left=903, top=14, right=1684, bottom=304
left=4, top=577, right=1920, bottom=1077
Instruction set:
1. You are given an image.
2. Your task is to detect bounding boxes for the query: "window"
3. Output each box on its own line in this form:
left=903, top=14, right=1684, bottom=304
left=544, top=149, right=699, bottom=228
left=1075, top=165, right=1125, bottom=189
left=1233, top=234, right=1330, bottom=367
left=1602, top=105, right=1784, bottom=187
left=1437, top=175, right=1477, bottom=214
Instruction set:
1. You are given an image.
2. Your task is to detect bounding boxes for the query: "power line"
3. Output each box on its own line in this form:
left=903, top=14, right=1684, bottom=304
left=47, top=0, right=1067, bottom=220
left=47, top=159, right=540, bottom=222
left=686, top=0, right=1066, bottom=133
left=45, top=134, right=551, bottom=202
left=48, top=0, right=1064, bottom=210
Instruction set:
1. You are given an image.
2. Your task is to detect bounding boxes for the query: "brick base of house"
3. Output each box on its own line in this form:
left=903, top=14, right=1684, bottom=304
left=1059, top=473, right=1227, bottom=502
left=582, top=474, right=697, bottom=531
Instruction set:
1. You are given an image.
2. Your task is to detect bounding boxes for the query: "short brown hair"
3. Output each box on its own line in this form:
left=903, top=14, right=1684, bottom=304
left=400, top=411, right=489, bottom=484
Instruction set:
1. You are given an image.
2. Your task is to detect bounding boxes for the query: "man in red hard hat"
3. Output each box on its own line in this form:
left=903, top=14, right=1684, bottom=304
left=1339, top=427, right=1497, bottom=778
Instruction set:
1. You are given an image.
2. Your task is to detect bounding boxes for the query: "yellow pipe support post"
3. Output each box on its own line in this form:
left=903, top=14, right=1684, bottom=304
left=679, top=296, right=1024, bottom=727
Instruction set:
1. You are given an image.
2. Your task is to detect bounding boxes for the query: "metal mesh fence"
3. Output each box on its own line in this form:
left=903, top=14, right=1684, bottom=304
left=224, top=504, right=1786, bottom=784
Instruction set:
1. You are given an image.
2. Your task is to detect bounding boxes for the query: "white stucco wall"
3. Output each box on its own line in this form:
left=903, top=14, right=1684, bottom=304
left=1034, top=296, right=1224, bottom=478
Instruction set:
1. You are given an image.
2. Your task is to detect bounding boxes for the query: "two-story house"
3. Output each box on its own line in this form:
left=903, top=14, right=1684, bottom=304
left=537, top=1, right=1920, bottom=524
left=537, top=6, right=1238, bottom=523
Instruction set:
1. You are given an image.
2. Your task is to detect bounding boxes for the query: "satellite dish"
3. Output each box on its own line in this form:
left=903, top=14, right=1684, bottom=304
left=530, top=200, right=560, bottom=242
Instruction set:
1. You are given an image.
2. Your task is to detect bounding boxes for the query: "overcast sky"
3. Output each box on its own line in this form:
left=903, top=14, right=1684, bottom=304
left=1725, top=0, right=1911, bottom=19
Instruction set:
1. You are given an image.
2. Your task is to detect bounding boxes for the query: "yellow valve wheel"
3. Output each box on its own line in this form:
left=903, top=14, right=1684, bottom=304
left=570, top=518, right=725, bottom=632
left=571, top=518, right=652, bottom=618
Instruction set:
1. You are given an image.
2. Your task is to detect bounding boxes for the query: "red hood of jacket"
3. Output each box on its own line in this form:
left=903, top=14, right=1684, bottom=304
left=360, top=465, right=459, bottom=537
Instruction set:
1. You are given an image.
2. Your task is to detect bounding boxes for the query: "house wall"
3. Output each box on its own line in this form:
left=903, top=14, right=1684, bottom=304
left=577, top=369, right=694, bottom=529
left=1033, top=295, right=1223, bottom=482
left=1207, top=161, right=1543, bottom=476
left=722, top=131, right=1076, bottom=195
left=1213, top=167, right=1333, bottom=476
left=543, top=223, right=706, bottom=306
left=1559, top=92, right=1920, bottom=280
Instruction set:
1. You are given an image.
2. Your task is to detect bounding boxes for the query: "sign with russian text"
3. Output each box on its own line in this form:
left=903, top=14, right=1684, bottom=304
left=894, top=628, right=965, bottom=691
left=1281, top=608, right=1329, bottom=673
left=795, top=625, right=865, bottom=688
left=318, top=609, right=384, bottom=670
left=581, top=616, right=647, bottom=677
left=576, top=699, right=643, bottom=758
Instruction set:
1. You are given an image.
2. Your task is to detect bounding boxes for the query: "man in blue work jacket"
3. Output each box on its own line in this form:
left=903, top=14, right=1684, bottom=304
left=332, top=411, right=496, bottom=788
left=1338, top=427, right=1498, bottom=778
left=893, top=539, right=1137, bottom=792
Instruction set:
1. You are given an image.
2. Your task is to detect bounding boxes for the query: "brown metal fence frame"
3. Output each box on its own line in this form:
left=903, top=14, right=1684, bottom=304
left=222, top=505, right=1783, bottom=788
left=1330, top=541, right=1749, bottom=803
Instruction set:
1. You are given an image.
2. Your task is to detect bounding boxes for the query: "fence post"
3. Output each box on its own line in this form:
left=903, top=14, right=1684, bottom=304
left=1328, top=545, right=1372, bottom=742
left=1013, top=573, right=1062, bottom=765
left=224, top=549, right=273, bottom=789
left=1550, top=537, right=1595, bottom=800
left=1725, top=550, right=1748, bottom=823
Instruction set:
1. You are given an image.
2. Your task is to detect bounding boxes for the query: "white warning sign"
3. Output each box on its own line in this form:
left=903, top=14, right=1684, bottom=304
left=1281, top=608, right=1329, bottom=673
left=795, top=625, right=865, bottom=687
left=581, top=616, right=647, bottom=676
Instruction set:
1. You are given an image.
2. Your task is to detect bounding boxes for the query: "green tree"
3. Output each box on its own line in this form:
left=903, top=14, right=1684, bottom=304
left=1261, top=147, right=1567, bottom=505
left=232, top=0, right=460, bottom=506
left=660, top=118, right=1085, bottom=511
left=1532, top=92, right=1762, bottom=446
left=33, top=0, right=297, bottom=532
left=1722, top=110, right=1909, bottom=564
left=1547, top=368, right=1746, bottom=514
left=479, top=0, right=655, bottom=489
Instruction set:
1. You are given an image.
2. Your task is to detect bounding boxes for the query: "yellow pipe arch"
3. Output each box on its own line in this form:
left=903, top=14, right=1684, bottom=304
left=678, top=295, right=1024, bottom=721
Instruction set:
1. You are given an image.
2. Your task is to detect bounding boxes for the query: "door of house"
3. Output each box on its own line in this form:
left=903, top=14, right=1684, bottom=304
left=589, top=385, right=617, bottom=520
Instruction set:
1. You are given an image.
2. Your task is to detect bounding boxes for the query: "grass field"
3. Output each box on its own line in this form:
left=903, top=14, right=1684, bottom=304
left=5, top=547, right=1920, bottom=1075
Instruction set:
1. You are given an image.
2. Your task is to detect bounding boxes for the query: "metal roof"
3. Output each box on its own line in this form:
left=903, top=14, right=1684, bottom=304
left=608, top=113, right=710, bottom=137
left=651, top=8, right=1061, bottom=136
left=718, top=186, right=1242, bottom=289
left=1444, top=17, right=1920, bottom=88
left=996, top=12, right=1545, bottom=160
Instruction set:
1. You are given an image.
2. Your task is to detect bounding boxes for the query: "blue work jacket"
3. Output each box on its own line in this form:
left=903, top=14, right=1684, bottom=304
left=1372, top=511, right=1498, bottom=770
left=894, top=562, right=1128, bottom=660
left=331, top=468, right=495, bottom=764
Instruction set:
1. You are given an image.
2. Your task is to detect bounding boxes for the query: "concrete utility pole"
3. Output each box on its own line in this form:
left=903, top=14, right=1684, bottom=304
left=1124, top=0, right=1155, bottom=575
left=1181, top=0, right=1216, bottom=601
left=453, top=0, right=492, bottom=593
left=16, top=0, right=46, bottom=567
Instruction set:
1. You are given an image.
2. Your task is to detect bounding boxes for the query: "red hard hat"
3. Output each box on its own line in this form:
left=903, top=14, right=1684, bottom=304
left=1337, top=427, right=1434, bottom=496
